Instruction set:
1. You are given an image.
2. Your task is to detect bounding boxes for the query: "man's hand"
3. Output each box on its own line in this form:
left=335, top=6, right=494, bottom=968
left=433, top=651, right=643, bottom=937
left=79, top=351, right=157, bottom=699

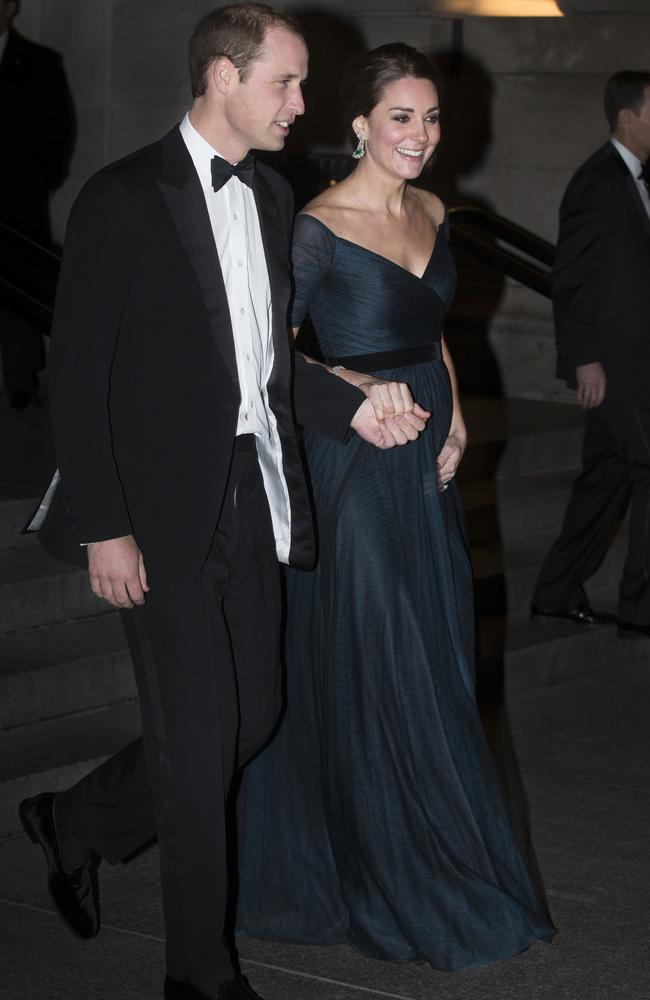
left=437, top=431, right=466, bottom=487
left=342, top=370, right=430, bottom=447
left=576, top=362, right=606, bottom=409
left=87, top=534, right=149, bottom=609
left=351, top=397, right=430, bottom=448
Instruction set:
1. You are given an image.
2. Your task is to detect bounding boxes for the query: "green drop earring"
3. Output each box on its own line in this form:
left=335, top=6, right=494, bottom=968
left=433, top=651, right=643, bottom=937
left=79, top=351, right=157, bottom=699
left=352, top=134, right=366, bottom=160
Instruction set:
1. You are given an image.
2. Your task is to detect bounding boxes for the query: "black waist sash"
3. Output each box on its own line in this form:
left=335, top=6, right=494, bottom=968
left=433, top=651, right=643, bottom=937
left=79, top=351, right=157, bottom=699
left=327, top=342, right=441, bottom=373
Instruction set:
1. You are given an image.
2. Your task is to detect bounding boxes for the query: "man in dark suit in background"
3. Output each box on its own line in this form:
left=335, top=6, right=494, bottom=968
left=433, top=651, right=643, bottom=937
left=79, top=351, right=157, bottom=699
left=18, top=6, right=427, bottom=999
left=532, top=70, right=650, bottom=637
left=0, top=0, right=76, bottom=407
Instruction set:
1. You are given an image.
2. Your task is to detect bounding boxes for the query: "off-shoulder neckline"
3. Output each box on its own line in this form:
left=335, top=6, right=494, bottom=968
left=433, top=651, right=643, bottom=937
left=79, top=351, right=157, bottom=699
left=295, top=208, right=446, bottom=282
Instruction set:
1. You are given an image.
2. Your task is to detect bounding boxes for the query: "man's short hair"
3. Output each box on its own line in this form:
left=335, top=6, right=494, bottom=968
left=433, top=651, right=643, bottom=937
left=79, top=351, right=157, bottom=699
left=604, top=70, right=650, bottom=132
left=189, top=3, right=302, bottom=98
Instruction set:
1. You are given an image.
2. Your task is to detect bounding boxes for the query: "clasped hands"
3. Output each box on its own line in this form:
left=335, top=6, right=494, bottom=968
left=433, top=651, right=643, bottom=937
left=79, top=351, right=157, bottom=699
left=346, top=369, right=465, bottom=484
left=346, top=370, right=430, bottom=448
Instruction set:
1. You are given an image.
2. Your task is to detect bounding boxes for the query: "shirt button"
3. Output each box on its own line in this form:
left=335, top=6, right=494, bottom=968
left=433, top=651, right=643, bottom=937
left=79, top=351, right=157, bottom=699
left=244, top=413, right=248, bottom=421
left=240, top=307, right=245, bottom=314
left=246, top=353, right=251, bottom=362
left=250, top=402, right=254, bottom=408
left=233, top=213, right=238, bottom=220
left=238, top=260, right=244, bottom=268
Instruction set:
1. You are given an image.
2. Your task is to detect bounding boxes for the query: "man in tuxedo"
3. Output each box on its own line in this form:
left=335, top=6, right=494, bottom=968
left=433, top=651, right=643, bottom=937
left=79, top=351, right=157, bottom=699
left=531, top=70, right=650, bottom=636
left=0, top=0, right=76, bottom=406
left=19, top=6, right=427, bottom=999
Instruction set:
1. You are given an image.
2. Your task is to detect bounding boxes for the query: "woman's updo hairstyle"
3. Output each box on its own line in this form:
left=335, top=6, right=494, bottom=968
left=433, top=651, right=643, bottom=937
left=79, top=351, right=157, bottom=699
left=339, top=43, right=442, bottom=148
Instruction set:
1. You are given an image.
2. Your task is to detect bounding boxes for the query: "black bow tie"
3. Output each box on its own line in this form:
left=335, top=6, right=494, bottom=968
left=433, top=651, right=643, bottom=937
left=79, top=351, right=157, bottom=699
left=211, top=152, right=255, bottom=192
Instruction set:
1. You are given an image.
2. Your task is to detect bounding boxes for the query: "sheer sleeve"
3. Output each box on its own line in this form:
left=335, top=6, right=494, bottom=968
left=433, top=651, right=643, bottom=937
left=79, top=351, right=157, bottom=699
left=291, top=214, right=336, bottom=328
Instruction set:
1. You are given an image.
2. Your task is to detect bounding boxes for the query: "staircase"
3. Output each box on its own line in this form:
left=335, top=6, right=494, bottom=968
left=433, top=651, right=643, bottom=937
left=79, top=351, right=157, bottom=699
left=0, top=402, right=139, bottom=839
left=0, top=394, right=637, bottom=839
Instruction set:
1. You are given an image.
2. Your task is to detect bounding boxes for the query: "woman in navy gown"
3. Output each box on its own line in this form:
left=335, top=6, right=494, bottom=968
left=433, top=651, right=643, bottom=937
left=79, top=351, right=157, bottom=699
left=237, top=43, right=555, bottom=971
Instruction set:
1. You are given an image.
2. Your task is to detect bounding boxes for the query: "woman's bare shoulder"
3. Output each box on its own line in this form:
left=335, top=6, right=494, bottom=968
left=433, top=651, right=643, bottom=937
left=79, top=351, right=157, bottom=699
left=410, top=187, right=446, bottom=229
left=298, top=183, right=355, bottom=230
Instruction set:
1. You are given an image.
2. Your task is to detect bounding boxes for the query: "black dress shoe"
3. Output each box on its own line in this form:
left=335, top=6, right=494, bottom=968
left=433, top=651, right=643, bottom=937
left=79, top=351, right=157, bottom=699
left=19, top=793, right=99, bottom=939
left=618, top=621, right=650, bottom=639
left=165, top=976, right=265, bottom=1000
left=530, top=604, right=616, bottom=627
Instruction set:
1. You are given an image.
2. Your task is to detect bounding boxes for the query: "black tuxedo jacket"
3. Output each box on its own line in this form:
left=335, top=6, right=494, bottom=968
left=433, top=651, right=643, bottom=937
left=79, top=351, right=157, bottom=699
left=0, top=29, right=76, bottom=241
left=553, top=141, right=650, bottom=403
left=39, top=126, right=361, bottom=592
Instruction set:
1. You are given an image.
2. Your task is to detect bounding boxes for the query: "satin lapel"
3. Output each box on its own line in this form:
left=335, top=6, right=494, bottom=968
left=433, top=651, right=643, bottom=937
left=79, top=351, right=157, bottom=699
left=158, top=132, right=239, bottom=386
left=624, top=172, right=650, bottom=240
left=253, top=170, right=291, bottom=377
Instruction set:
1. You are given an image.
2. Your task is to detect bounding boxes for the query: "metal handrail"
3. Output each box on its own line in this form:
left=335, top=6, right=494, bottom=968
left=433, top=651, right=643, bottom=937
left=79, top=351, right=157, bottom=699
left=0, top=220, right=61, bottom=263
left=449, top=206, right=555, bottom=265
left=0, top=220, right=60, bottom=333
left=448, top=205, right=553, bottom=299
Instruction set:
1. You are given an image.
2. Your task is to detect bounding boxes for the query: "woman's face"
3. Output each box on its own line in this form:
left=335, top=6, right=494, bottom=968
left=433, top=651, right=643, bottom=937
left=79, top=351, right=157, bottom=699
left=355, top=76, right=440, bottom=181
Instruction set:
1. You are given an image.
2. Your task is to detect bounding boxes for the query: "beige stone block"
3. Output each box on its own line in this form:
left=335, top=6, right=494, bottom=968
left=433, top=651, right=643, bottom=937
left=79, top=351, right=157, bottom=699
left=40, top=0, right=110, bottom=106
left=488, top=306, right=574, bottom=402
left=482, top=74, right=606, bottom=172
left=108, top=101, right=186, bottom=162
left=356, top=13, right=456, bottom=52
left=110, top=0, right=204, bottom=107
left=68, top=103, right=109, bottom=180
left=457, top=166, right=575, bottom=242
left=12, top=1, right=43, bottom=42
left=463, top=14, right=650, bottom=75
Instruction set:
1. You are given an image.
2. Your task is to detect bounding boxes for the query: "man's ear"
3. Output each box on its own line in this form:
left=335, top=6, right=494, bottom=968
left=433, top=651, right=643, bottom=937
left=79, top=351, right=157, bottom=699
left=618, top=106, right=636, bottom=131
left=209, top=56, right=238, bottom=97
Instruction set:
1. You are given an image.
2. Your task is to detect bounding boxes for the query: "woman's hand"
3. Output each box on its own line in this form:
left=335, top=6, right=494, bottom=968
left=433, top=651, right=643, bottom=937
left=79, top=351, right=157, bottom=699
left=436, top=429, right=467, bottom=487
left=336, top=369, right=430, bottom=445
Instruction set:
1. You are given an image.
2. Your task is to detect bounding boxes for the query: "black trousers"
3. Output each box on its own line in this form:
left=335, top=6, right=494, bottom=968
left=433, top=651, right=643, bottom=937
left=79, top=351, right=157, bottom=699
left=533, top=398, right=650, bottom=625
left=57, top=441, right=283, bottom=993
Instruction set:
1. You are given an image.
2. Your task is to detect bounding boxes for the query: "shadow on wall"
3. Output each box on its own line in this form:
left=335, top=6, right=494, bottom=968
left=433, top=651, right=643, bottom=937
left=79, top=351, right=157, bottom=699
left=425, top=48, right=510, bottom=707
left=423, top=47, right=505, bottom=401
left=285, top=9, right=366, bottom=153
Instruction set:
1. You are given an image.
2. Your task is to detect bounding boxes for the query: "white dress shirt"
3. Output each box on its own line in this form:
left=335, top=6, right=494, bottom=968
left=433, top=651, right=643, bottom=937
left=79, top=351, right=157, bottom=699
left=611, top=137, right=650, bottom=220
left=179, top=113, right=291, bottom=563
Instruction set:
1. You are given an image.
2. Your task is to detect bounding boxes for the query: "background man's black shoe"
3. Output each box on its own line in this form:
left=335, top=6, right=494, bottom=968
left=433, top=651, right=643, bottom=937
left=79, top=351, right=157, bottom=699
left=165, top=976, right=265, bottom=1000
left=19, top=793, right=99, bottom=939
left=618, top=621, right=650, bottom=639
left=530, top=604, right=616, bottom=627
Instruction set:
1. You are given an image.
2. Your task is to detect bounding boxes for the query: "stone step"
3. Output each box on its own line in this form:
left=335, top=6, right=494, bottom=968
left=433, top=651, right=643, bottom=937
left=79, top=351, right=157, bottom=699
left=472, top=524, right=628, bottom=616
left=461, top=466, right=585, bottom=544
left=0, top=545, right=103, bottom=634
left=1, top=609, right=641, bottom=837
left=0, top=614, right=134, bottom=729
left=478, top=598, right=641, bottom=700
left=0, top=701, right=141, bottom=839
left=460, top=395, right=583, bottom=480
left=0, top=525, right=627, bottom=733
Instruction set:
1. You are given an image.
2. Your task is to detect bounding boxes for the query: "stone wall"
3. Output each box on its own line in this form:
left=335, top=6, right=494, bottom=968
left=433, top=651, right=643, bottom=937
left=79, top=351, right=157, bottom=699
left=14, top=2, right=650, bottom=399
